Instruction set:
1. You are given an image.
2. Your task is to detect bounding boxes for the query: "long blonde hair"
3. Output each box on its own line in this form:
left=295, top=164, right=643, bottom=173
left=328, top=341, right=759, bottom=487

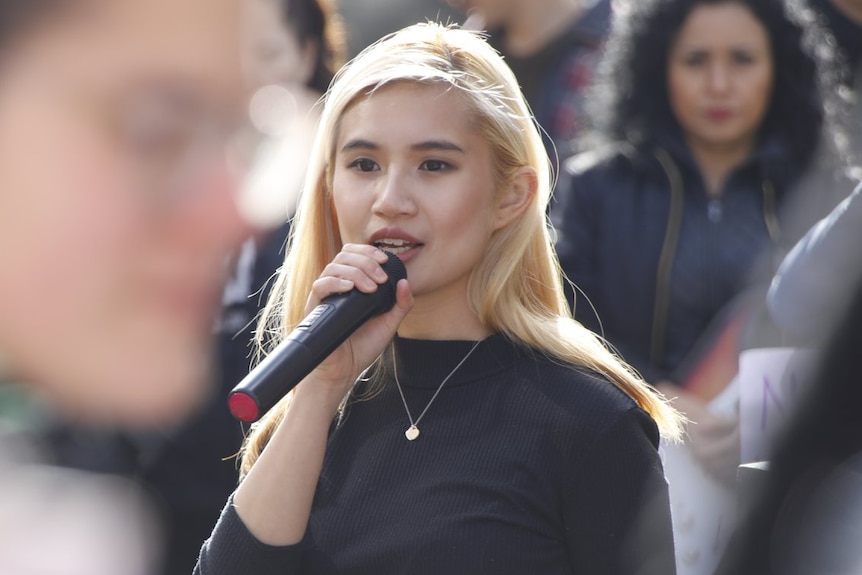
left=240, top=22, right=682, bottom=476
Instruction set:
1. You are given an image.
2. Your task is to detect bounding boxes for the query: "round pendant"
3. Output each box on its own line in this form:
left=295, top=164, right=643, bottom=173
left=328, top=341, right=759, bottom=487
left=405, top=425, right=420, bottom=441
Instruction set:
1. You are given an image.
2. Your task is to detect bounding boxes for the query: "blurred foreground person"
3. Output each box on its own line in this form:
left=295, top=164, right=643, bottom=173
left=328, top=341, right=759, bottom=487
left=239, top=0, right=345, bottom=226
left=134, top=1, right=347, bottom=573
left=716, top=221, right=862, bottom=574
left=450, top=0, right=612, bottom=174
left=0, top=0, right=250, bottom=573
left=196, top=22, right=682, bottom=575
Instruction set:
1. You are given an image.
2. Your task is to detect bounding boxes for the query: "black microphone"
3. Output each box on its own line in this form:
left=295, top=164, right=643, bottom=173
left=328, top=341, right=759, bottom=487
left=228, top=251, right=407, bottom=422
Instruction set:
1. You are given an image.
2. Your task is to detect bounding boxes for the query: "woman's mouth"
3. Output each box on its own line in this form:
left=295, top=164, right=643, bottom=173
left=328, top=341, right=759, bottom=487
left=705, top=108, right=732, bottom=122
left=372, top=238, right=420, bottom=255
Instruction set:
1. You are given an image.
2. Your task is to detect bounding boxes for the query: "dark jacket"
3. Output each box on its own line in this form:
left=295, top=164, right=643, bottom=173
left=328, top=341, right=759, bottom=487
left=555, top=135, right=812, bottom=386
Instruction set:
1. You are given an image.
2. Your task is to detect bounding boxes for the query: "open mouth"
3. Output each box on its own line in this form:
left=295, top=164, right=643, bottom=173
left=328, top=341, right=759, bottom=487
left=372, top=238, right=420, bottom=255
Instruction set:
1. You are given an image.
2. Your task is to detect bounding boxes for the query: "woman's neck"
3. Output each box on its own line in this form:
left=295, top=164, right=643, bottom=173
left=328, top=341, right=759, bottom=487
left=396, top=293, right=491, bottom=341
left=687, top=138, right=756, bottom=196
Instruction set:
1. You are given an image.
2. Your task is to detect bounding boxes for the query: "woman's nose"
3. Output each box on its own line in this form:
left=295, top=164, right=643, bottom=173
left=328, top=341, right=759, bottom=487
left=707, top=63, right=730, bottom=94
left=372, top=170, right=415, bottom=217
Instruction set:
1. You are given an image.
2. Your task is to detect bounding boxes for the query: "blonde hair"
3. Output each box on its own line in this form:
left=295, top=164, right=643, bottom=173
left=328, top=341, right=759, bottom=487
left=240, top=22, right=682, bottom=476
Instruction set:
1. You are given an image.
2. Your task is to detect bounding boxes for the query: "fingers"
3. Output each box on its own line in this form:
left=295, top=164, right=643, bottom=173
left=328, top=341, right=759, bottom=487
left=308, top=245, right=392, bottom=307
left=305, top=245, right=413, bottom=342
left=358, top=279, right=414, bottom=336
left=691, top=412, right=738, bottom=439
left=388, top=279, right=414, bottom=320
left=689, top=418, right=741, bottom=487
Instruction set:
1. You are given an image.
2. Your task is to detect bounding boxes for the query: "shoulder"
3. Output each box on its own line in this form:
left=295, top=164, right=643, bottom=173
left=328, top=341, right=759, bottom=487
left=507, top=348, right=657, bottom=447
left=555, top=144, right=649, bottom=224
left=559, top=143, right=647, bottom=198
left=563, top=143, right=637, bottom=177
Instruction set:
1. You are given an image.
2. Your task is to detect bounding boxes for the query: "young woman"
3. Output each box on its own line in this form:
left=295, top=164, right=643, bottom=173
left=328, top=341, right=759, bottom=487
left=554, top=0, right=848, bottom=572
left=131, top=2, right=347, bottom=573
left=196, top=22, right=682, bottom=575
left=556, top=0, right=847, bottom=484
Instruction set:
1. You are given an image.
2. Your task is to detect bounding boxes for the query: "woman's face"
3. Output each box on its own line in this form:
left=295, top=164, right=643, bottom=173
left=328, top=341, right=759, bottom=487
left=668, top=2, right=774, bottom=153
left=0, top=0, right=251, bottom=425
left=331, top=82, right=518, bottom=335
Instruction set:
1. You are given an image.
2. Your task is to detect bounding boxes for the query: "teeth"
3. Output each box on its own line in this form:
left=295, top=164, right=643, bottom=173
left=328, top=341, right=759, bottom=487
left=373, top=238, right=417, bottom=254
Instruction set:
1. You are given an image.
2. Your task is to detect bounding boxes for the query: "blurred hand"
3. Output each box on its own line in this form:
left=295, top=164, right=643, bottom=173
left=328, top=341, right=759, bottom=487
left=657, top=382, right=740, bottom=488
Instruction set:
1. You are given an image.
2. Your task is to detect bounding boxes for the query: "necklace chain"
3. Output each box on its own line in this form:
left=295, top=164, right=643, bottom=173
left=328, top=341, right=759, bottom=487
left=392, top=340, right=481, bottom=441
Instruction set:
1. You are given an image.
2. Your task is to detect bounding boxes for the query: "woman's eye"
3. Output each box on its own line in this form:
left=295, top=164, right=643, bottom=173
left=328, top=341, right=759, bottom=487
left=348, top=158, right=378, bottom=172
left=682, top=52, right=707, bottom=67
left=112, top=98, right=198, bottom=163
left=731, top=51, right=755, bottom=66
left=420, top=159, right=450, bottom=172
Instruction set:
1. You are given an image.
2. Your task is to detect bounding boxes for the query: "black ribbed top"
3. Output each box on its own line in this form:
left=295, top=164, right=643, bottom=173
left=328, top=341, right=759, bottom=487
left=196, top=335, right=676, bottom=575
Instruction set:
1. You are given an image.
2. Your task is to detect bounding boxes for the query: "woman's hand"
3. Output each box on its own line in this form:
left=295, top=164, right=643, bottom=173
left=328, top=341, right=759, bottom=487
left=657, top=382, right=740, bottom=488
left=300, top=244, right=413, bottom=399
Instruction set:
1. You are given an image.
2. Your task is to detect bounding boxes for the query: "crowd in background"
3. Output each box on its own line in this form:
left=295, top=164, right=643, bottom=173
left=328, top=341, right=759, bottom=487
left=1, top=0, right=861, bottom=574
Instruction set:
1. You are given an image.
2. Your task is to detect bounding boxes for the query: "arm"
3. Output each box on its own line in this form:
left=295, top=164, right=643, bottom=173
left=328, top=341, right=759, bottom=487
left=195, top=245, right=413, bottom=574
left=768, top=181, right=862, bottom=342
left=565, top=408, right=676, bottom=575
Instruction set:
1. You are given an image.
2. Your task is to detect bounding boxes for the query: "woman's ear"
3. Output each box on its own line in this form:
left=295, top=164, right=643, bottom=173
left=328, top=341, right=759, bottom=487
left=494, top=166, right=537, bottom=230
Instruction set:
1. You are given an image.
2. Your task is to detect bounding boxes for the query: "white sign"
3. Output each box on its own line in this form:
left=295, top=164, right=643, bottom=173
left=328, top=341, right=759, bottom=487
left=738, top=347, right=816, bottom=464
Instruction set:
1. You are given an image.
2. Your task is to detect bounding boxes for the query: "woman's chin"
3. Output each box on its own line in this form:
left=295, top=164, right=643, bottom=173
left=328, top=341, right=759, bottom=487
left=43, top=345, right=214, bottom=428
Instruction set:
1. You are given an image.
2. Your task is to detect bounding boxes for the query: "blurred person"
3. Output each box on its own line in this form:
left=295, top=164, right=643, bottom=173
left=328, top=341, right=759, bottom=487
left=810, top=0, right=862, bottom=164
left=0, top=0, right=251, bottom=573
left=121, top=1, right=347, bottom=574
left=767, top=180, right=862, bottom=346
left=716, top=247, right=862, bottom=574
left=337, top=0, right=460, bottom=58
left=765, top=0, right=862, bottom=259
left=196, top=22, right=683, bottom=575
left=449, top=0, right=612, bottom=184
left=718, top=26, right=862, bottom=557
left=554, top=0, right=848, bottom=572
left=240, top=0, right=345, bottom=226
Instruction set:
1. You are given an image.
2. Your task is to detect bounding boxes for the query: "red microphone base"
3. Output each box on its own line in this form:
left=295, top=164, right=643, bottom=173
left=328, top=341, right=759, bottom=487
left=228, top=392, right=260, bottom=423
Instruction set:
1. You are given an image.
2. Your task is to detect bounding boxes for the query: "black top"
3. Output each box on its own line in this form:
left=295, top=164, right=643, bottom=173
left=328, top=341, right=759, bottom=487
left=195, top=334, right=675, bottom=574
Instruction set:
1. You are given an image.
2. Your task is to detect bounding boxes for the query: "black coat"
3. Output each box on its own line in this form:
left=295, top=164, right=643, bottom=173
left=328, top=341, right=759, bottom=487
left=555, top=137, right=800, bottom=385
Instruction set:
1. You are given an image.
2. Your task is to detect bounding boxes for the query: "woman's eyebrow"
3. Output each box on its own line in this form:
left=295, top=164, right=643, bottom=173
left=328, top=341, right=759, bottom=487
left=410, top=140, right=465, bottom=153
left=340, top=138, right=378, bottom=153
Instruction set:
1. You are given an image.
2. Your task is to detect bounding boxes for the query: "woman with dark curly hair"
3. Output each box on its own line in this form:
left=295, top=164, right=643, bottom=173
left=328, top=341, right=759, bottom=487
left=555, top=0, right=851, bottom=572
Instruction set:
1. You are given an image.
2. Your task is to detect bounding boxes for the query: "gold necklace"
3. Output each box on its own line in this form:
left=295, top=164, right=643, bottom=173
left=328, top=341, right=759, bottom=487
left=391, top=340, right=481, bottom=441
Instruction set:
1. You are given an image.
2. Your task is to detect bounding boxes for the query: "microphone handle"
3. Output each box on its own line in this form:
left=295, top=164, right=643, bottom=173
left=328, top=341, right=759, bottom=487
left=228, top=289, right=383, bottom=422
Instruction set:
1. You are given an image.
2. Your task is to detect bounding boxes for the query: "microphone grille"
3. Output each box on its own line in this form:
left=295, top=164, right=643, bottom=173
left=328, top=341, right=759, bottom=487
left=377, top=251, right=407, bottom=312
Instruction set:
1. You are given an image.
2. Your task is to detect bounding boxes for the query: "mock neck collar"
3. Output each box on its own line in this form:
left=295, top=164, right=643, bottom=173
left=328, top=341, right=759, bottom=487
left=382, top=334, right=520, bottom=389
